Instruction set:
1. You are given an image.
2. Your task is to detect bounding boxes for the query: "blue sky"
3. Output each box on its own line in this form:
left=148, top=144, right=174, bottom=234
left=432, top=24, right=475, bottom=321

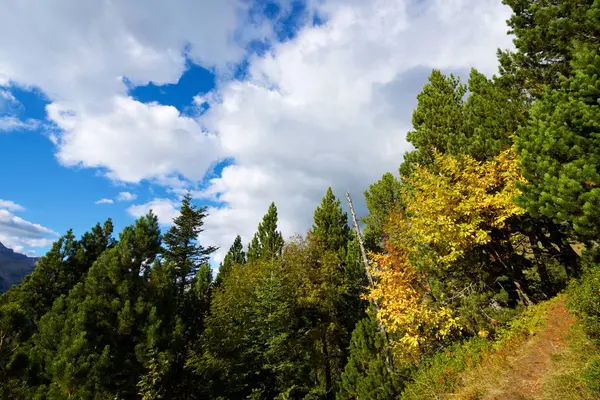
left=0, top=0, right=513, bottom=260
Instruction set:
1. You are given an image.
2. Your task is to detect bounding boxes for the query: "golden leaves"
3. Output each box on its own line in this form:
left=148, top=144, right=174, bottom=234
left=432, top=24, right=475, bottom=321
left=367, top=149, right=524, bottom=363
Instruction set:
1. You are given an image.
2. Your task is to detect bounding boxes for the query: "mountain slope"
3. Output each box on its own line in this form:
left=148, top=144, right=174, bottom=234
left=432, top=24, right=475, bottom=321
left=0, top=242, right=37, bottom=293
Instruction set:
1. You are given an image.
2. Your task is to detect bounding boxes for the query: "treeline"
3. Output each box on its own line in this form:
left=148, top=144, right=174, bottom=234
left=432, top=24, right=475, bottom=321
left=1, top=0, right=600, bottom=398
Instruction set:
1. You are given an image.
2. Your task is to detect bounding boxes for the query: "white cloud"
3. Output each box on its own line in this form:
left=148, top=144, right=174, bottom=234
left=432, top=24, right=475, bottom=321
left=95, top=198, right=114, bottom=205
left=0, top=0, right=270, bottom=104
left=0, top=116, right=41, bottom=132
left=117, top=192, right=137, bottom=202
left=49, top=96, right=222, bottom=183
left=0, top=203, right=59, bottom=254
left=128, top=198, right=180, bottom=226
left=194, top=0, right=514, bottom=261
left=0, top=199, right=24, bottom=212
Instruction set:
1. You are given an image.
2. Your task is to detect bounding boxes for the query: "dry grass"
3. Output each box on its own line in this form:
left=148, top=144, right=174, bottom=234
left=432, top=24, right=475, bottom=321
left=449, top=297, right=573, bottom=400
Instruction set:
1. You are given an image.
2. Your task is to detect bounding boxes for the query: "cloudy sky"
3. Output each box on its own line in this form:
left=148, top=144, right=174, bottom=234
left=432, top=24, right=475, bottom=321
left=0, top=0, right=513, bottom=260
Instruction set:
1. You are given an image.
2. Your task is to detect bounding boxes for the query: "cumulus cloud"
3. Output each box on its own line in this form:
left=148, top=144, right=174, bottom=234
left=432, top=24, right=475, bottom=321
left=49, top=96, right=221, bottom=182
left=128, top=198, right=180, bottom=226
left=95, top=198, right=114, bottom=205
left=194, top=0, right=514, bottom=260
left=0, top=0, right=270, bottom=103
left=0, top=202, right=59, bottom=254
left=117, top=192, right=137, bottom=202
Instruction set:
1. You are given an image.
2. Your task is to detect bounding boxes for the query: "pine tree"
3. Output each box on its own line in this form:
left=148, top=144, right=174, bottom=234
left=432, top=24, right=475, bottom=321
left=338, top=315, right=402, bottom=400
left=247, top=202, right=284, bottom=263
left=498, top=0, right=598, bottom=94
left=362, top=173, right=403, bottom=251
left=163, top=194, right=216, bottom=297
left=517, top=39, right=600, bottom=241
left=311, top=187, right=351, bottom=254
left=37, top=213, right=162, bottom=398
left=400, top=70, right=466, bottom=176
left=215, top=235, right=246, bottom=287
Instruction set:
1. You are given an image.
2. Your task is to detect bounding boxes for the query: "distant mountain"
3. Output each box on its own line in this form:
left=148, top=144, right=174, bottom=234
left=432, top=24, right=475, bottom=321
left=0, top=242, right=38, bottom=293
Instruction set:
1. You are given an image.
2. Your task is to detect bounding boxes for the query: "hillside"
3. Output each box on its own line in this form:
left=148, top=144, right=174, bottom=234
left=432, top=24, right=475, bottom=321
left=0, top=242, right=37, bottom=292
left=401, top=295, right=600, bottom=400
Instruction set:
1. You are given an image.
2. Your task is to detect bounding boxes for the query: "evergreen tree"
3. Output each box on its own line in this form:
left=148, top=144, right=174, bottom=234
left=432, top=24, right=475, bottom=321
left=311, top=187, right=351, bottom=254
left=517, top=39, right=600, bottom=241
left=338, top=315, right=402, bottom=400
left=400, top=70, right=466, bottom=176
left=247, top=202, right=284, bottom=263
left=163, top=194, right=216, bottom=297
left=215, top=235, right=246, bottom=287
left=498, top=0, right=598, bottom=94
left=362, top=173, right=403, bottom=251
left=37, top=213, right=162, bottom=398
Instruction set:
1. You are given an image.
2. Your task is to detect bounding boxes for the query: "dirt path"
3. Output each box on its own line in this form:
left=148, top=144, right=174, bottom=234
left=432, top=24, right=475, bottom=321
left=481, top=298, right=575, bottom=400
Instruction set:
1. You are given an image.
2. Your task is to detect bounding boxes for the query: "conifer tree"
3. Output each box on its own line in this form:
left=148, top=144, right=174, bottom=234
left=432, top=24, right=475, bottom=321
left=163, top=194, right=216, bottom=296
left=498, top=0, right=598, bottom=94
left=215, top=235, right=246, bottom=287
left=517, top=40, right=600, bottom=241
left=37, top=213, right=162, bottom=398
left=247, top=202, right=284, bottom=263
left=338, top=314, right=402, bottom=400
left=400, top=70, right=466, bottom=176
left=311, top=188, right=351, bottom=253
left=362, top=173, right=403, bottom=251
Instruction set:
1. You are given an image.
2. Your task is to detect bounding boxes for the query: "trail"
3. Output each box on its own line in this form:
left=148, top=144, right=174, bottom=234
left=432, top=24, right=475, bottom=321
left=481, top=298, right=575, bottom=400
left=450, top=296, right=597, bottom=400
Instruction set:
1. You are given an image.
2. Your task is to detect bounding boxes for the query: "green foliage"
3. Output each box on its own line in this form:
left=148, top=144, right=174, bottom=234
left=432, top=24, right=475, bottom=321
left=517, top=39, right=600, bottom=241
left=216, top=235, right=246, bottom=287
left=247, top=202, right=285, bottom=263
left=400, top=70, right=466, bottom=176
left=400, top=68, right=526, bottom=176
left=338, top=315, right=402, bottom=400
left=499, top=0, right=599, bottom=94
left=400, top=338, right=491, bottom=400
left=163, top=193, right=216, bottom=293
left=362, top=173, right=403, bottom=251
left=311, top=187, right=350, bottom=254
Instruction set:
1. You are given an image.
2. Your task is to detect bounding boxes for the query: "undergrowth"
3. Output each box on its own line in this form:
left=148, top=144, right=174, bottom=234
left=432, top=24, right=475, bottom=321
left=400, top=297, right=554, bottom=400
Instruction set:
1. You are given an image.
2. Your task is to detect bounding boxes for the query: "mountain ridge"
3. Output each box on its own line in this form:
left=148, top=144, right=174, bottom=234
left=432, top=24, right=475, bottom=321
left=0, top=241, right=38, bottom=293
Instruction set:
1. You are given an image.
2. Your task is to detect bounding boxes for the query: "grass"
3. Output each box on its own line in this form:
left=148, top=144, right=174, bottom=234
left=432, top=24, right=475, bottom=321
left=540, top=320, right=600, bottom=400
left=400, top=298, right=555, bottom=400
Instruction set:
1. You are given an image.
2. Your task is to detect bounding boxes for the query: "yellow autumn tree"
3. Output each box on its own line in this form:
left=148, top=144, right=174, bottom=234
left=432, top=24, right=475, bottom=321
left=368, top=149, right=526, bottom=362
left=398, top=148, right=525, bottom=269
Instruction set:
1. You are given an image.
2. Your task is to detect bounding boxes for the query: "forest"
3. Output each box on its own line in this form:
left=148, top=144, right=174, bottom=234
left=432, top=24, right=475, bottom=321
left=1, top=0, right=600, bottom=398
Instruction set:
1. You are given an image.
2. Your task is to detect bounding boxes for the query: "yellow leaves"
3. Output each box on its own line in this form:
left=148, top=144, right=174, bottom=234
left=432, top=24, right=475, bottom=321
left=391, top=148, right=525, bottom=270
left=367, top=149, right=525, bottom=364
left=367, top=251, right=460, bottom=362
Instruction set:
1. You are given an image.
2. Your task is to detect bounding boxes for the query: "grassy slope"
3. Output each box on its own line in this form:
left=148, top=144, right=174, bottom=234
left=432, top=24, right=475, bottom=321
left=400, top=295, right=600, bottom=400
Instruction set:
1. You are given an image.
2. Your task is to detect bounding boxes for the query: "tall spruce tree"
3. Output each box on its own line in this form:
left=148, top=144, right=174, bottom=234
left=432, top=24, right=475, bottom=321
left=247, top=202, right=284, bottom=263
left=163, top=194, right=216, bottom=297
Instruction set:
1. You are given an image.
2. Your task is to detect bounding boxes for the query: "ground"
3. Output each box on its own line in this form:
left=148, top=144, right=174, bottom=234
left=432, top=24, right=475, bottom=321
left=451, top=297, right=598, bottom=400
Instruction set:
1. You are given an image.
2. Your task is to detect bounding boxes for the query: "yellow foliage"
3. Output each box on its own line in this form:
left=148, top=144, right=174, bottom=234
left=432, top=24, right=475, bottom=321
left=368, top=150, right=525, bottom=363
left=391, top=149, right=525, bottom=269
left=368, top=250, right=460, bottom=362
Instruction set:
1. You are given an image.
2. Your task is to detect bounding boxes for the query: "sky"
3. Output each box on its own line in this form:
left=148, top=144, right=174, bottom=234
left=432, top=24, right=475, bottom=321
left=0, top=0, right=514, bottom=262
